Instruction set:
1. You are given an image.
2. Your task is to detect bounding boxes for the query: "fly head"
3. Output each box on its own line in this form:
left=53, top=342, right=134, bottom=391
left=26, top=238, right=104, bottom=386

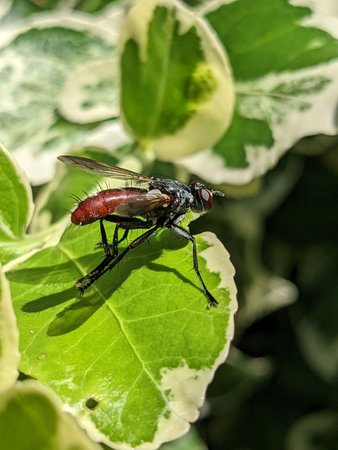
left=190, top=181, right=224, bottom=213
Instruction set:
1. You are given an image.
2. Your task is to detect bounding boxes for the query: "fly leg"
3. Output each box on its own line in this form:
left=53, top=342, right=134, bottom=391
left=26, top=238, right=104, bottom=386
left=95, top=220, right=125, bottom=257
left=168, top=224, right=219, bottom=308
left=96, top=218, right=124, bottom=257
left=96, top=216, right=152, bottom=257
left=104, top=216, right=153, bottom=257
left=76, top=223, right=159, bottom=294
left=111, top=225, right=128, bottom=257
left=97, top=219, right=110, bottom=256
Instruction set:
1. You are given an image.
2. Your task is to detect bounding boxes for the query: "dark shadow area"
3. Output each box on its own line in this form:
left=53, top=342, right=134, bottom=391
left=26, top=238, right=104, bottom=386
left=146, top=261, right=202, bottom=294
left=47, top=293, right=104, bottom=336
left=6, top=260, right=77, bottom=284
left=22, top=287, right=76, bottom=312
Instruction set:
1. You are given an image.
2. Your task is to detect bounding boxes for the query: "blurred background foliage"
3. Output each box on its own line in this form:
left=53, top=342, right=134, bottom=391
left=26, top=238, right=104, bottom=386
left=1, top=0, right=338, bottom=449
left=193, top=140, right=338, bottom=450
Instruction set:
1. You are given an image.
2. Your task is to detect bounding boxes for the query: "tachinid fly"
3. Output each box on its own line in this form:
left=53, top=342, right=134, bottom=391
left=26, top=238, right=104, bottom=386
left=58, top=155, right=224, bottom=308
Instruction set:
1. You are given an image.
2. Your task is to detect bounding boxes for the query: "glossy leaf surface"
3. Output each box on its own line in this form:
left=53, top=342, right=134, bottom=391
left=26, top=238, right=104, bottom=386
left=9, top=223, right=237, bottom=449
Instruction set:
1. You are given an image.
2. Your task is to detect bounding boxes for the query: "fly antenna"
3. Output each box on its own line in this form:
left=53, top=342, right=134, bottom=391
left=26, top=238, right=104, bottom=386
left=212, top=189, right=225, bottom=197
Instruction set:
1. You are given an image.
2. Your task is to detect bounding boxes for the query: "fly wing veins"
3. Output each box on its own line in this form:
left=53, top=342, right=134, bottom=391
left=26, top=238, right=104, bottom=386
left=58, top=155, right=151, bottom=183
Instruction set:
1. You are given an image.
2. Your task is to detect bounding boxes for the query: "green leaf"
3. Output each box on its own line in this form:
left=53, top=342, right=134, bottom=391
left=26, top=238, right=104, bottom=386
left=206, top=0, right=338, bottom=81
left=0, top=267, right=19, bottom=392
left=180, top=0, right=338, bottom=184
left=213, top=109, right=274, bottom=168
left=0, top=16, right=118, bottom=183
left=0, top=381, right=101, bottom=450
left=0, top=143, right=33, bottom=242
left=119, top=0, right=234, bottom=159
left=0, top=143, right=56, bottom=265
left=8, top=224, right=237, bottom=449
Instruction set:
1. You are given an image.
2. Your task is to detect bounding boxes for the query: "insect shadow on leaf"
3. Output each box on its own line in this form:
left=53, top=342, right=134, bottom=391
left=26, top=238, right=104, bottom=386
left=12, top=229, right=200, bottom=336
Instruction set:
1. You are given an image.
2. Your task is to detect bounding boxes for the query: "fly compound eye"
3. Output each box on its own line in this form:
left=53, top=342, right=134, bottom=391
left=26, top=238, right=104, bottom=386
left=191, top=181, right=213, bottom=212
left=200, top=188, right=213, bottom=210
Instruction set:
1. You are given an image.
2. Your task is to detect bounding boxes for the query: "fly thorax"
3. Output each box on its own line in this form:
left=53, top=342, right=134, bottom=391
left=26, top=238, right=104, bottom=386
left=176, top=191, right=194, bottom=212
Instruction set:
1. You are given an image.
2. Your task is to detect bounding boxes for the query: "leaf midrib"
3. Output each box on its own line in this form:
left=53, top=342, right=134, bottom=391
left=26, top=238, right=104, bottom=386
left=58, top=242, right=186, bottom=422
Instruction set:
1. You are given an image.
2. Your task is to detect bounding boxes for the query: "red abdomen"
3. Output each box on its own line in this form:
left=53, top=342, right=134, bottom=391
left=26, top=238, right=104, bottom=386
left=71, top=188, right=145, bottom=225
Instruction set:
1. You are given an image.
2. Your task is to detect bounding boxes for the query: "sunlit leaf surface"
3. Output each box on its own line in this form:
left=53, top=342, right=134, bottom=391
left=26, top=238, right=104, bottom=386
left=8, top=223, right=237, bottom=449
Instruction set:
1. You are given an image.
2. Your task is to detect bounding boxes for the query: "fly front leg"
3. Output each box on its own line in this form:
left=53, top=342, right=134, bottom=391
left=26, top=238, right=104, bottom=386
left=168, top=224, right=219, bottom=308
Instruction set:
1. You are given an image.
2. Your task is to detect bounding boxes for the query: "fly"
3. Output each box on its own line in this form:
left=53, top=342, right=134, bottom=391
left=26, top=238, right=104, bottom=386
left=58, top=155, right=224, bottom=308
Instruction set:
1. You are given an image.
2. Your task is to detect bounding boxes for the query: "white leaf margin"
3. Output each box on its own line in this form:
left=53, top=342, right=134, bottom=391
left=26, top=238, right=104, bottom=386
left=179, top=0, right=338, bottom=185
left=58, top=59, right=119, bottom=124
left=64, top=232, right=237, bottom=450
left=0, top=267, right=20, bottom=393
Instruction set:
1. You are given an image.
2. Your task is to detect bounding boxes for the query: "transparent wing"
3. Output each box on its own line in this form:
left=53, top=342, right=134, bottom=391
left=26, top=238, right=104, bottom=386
left=115, top=190, right=171, bottom=217
left=58, top=155, right=151, bottom=183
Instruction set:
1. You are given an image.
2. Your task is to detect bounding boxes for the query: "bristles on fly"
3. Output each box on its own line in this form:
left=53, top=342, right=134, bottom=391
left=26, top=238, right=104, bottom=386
left=95, top=181, right=103, bottom=192
left=70, top=193, right=82, bottom=204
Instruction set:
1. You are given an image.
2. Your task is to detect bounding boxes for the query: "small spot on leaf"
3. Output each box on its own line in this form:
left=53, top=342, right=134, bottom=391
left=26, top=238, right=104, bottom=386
left=85, top=397, right=99, bottom=410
